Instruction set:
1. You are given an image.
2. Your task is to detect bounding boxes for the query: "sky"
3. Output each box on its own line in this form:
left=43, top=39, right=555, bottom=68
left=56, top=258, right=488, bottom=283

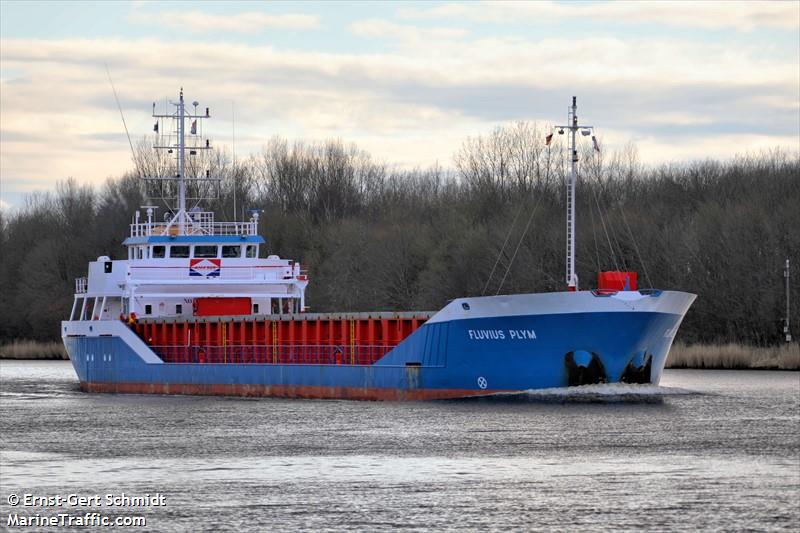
left=1, top=0, right=798, bottom=209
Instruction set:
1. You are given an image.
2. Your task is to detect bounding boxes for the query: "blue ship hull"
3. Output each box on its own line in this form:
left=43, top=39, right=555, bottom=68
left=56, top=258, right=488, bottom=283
left=62, top=290, right=695, bottom=400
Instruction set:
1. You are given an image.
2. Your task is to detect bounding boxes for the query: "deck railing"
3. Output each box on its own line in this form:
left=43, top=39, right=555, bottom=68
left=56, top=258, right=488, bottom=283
left=150, top=344, right=394, bottom=366
left=75, top=277, right=88, bottom=294
left=129, top=218, right=257, bottom=237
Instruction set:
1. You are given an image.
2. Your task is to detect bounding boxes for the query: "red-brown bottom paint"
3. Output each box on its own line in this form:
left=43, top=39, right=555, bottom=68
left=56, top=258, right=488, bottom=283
left=81, top=381, right=504, bottom=401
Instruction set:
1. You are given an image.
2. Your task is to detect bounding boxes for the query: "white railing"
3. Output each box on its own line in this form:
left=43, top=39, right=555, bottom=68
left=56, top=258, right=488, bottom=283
left=129, top=219, right=257, bottom=237
left=128, top=266, right=297, bottom=282
left=75, top=277, right=88, bottom=294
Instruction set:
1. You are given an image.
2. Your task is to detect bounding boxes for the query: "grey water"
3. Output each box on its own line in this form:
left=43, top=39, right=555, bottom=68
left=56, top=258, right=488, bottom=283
left=0, top=361, right=798, bottom=532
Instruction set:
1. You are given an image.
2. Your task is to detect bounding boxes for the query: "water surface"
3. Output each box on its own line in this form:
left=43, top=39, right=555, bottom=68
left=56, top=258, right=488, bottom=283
left=1, top=361, right=798, bottom=531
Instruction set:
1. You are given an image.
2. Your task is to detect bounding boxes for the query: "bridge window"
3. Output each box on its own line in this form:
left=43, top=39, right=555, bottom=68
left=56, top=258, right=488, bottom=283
left=176, top=304, right=182, bottom=314
left=194, top=245, right=218, bottom=258
left=170, top=246, right=190, bottom=258
left=222, top=245, right=241, bottom=258
left=144, top=304, right=152, bottom=315
left=152, top=246, right=166, bottom=258
left=245, top=245, right=257, bottom=258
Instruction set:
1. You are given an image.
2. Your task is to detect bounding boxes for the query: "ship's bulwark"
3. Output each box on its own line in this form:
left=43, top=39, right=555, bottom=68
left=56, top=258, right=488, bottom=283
left=62, top=290, right=696, bottom=400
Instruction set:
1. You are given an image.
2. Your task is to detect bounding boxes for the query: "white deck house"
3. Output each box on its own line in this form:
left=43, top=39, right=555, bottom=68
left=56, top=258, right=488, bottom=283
left=70, top=209, right=308, bottom=321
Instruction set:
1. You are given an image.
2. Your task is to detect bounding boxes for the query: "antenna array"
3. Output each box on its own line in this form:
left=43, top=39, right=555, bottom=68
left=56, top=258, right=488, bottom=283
left=144, top=89, right=221, bottom=233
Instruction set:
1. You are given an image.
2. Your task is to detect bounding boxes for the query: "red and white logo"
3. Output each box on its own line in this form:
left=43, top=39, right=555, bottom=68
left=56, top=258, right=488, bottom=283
left=189, top=258, right=221, bottom=277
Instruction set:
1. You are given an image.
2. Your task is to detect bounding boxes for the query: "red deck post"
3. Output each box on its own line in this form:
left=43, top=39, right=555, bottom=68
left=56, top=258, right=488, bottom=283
left=328, top=320, right=334, bottom=364
left=173, top=323, right=178, bottom=363
left=204, top=322, right=211, bottom=363
left=288, top=318, right=296, bottom=363
left=301, top=319, right=308, bottom=363
left=368, top=319, right=376, bottom=364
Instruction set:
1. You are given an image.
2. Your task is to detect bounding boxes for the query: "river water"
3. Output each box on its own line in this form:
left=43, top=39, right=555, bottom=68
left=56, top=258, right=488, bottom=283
left=0, top=361, right=798, bottom=532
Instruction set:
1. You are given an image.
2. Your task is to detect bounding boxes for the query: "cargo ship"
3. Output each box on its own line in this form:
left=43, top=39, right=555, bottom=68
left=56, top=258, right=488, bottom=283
left=61, top=92, right=696, bottom=400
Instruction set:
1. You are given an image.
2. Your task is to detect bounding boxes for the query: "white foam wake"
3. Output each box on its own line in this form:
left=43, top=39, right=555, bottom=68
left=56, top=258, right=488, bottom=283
left=524, top=383, right=696, bottom=396
left=482, top=383, right=700, bottom=402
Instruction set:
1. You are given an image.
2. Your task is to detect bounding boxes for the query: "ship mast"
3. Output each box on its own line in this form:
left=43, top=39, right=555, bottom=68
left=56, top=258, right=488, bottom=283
left=149, top=88, right=215, bottom=235
left=555, top=96, right=594, bottom=291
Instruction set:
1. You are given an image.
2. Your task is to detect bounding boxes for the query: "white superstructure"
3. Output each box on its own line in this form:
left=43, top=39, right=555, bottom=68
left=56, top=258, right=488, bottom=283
left=69, top=90, right=308, bottom=322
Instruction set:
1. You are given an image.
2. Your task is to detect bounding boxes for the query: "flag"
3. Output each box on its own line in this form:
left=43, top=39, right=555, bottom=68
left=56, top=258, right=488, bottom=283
left=190, top=120, right=197, bottom=135
left=545, top=133, right=553, bottom=146
left=153, top=121, right=158, bottom=133
left=592, top=135, right=600, bottom=153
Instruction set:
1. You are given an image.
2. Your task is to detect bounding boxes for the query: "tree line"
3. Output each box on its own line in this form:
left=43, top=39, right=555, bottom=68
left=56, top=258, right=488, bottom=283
left=1, top=123, right=797, bottom=345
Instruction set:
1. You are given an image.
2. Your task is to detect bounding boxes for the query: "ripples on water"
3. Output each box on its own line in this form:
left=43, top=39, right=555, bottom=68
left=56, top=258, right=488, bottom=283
left=1, top=361, right=798, bottom=532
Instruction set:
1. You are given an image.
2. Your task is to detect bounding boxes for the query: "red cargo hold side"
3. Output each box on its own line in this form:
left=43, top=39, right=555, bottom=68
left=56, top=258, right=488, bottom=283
left=193, top=297, right=252, bottom=316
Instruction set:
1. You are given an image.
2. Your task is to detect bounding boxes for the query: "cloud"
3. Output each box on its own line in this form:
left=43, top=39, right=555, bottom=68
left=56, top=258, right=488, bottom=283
left=350, top=18, right=469, bottom=44
left=635, top=133, right=800, bottom=165
left=129, top=10, right=320, bottom=33
left=0, top=29, right=797, bottom=205
left=398, top=1, right=800, bottom=32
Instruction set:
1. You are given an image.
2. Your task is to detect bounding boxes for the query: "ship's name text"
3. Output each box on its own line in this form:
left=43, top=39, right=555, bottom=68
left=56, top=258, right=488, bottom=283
left=467, top=329, right=537, bottom=340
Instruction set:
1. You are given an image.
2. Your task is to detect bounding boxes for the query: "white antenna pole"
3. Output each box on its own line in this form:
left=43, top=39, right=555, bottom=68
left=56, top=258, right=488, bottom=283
left=786, top=258, right=792, bottom=342
left=567, top=96, right=578, bottom=291
left=232, top=100, right=236, bottom=222
left=554, top=96, right=594, bottom=292
left=148, top=89, right=217, bottom=236
left=104, top=64, right=139, bottom=174
left=177, top=88, right=186, bottom=234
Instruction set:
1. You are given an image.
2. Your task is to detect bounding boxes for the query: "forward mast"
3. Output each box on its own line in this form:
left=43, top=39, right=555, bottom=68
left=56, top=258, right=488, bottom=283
left=555, top=96, right=595, bottom=291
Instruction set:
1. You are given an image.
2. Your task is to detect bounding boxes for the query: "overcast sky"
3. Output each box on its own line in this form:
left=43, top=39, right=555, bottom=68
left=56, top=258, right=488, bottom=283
left=1, top=0, right=798, bottom=209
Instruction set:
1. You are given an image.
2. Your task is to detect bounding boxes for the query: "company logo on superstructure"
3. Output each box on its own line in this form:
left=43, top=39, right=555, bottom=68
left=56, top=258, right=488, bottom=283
left=189, top=258, right=221, bottom=277
left=468, top=329, right=537, bottom=340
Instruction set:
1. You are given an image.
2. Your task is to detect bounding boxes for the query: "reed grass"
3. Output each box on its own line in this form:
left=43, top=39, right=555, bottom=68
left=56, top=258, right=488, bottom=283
left=0, top=340, right=68, bottom=360
left=0, top=339, right=798, bottom=369
left=667, top=342, right=799, bottom=370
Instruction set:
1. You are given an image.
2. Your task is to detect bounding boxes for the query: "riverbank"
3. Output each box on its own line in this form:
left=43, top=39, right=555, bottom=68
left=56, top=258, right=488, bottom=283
left=666, top=342, right=799, bottom=370
left=1, top=339, right=798, bottom=370
left=0, top=340, right=67, bottom=360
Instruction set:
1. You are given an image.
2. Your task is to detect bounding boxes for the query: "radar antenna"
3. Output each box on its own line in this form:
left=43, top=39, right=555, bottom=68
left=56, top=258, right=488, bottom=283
left=145, top=89, right=220, bottom=235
